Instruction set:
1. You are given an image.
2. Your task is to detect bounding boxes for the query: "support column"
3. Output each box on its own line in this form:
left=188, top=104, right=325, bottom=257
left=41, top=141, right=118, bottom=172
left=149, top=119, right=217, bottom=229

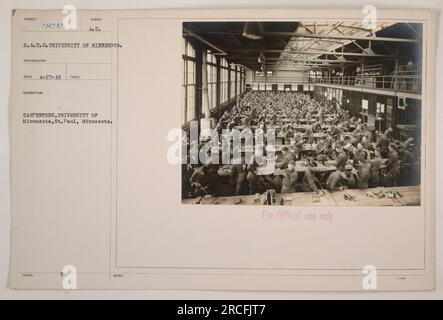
left=216, top=56, right=221, bottom=118
left=394, top=49, right=399, bottom=90
left=200, top=51, right=215, bottom=136
left=228, top=64, right=231, bottom=99
left=341, top=66, right=344, bottom=86
left=195, top=44, right=203, bottom=123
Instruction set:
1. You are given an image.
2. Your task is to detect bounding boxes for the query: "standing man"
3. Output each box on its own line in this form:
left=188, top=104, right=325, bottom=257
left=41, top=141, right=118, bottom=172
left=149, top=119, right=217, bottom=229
left=377, top=127, right=393, bottom=158
left=384, top=143, right=400, bottom=187
left=335, top=142, right=348, bottom=172
left=368, top=149, right=383, bottom=188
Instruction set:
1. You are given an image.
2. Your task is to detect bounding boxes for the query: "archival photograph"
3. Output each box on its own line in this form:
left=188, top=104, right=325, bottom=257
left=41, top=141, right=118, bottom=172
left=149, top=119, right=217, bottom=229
left=181, top=21, right=422, bottom=206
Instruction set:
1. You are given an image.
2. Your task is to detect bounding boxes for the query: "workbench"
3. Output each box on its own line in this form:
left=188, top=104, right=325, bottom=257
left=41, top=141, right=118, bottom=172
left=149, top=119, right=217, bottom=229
left=182, top=186, right=420, bottom=207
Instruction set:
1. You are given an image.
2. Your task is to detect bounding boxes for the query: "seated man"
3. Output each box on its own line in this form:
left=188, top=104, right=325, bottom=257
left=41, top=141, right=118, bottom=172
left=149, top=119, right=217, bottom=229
left=302, top=159, right=320, bottom=194
left=326, top=170, right=347, bottom=191
left=189, top=164, right=217, bottom=197
left=231, top=163, right=247, bottom=196
left=401, top=137, right=414, bottom=150
left=344, top=166, right=358, bottom=189
left=361, top=135, right=370, bottom=149
left=311, top=121, right=322, bottom=133
left=398, top=144, right=416, bottom=185
left=355, top=160, right=371, bottom=189
left=282, top=125, right=295, bottom=141
left=280, top=160, right=299, bottom=194
left=316, top=138, right=329, bottom=162
left=246, top=158, right=259, bottom=195
left=306, top=112, right=313, bottom=122
left=399, top=145, right=415, bottom=164
left=276, top=146, right=296, bottom=169
left=304, top=127, right=315, bottom=144
left=352, top=143, right=367, bottom=163
left=269, top=112, right=278, bottom=126
left=182, top=164, right=194, bottom=199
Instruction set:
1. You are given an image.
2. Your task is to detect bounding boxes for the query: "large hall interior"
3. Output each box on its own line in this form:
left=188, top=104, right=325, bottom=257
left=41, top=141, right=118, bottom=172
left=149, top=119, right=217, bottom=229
left=181, top=21, right=422, bottom=206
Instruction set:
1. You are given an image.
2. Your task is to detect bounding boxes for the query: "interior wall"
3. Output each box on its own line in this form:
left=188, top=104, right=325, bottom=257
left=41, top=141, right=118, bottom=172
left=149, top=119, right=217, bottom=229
left=246, top=65, right=309, bottom=90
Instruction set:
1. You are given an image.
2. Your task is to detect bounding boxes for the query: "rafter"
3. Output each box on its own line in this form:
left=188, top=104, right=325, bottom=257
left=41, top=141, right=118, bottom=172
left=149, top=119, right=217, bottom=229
left=263, top=31, right=419, bottom=43
left=226, top=49, right=391, bottom=58
left=230, top=57, right=359, bottom=64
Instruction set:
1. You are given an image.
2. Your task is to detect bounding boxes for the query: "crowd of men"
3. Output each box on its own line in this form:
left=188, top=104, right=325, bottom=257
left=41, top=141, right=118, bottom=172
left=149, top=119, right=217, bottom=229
left=182, top=91, right=420, bottom=199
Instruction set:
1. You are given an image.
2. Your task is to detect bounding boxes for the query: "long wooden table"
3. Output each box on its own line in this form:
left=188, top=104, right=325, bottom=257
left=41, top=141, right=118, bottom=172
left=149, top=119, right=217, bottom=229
left=182, top=186, right=420, bottom=207
left=217, top=159, right=386, bottom=176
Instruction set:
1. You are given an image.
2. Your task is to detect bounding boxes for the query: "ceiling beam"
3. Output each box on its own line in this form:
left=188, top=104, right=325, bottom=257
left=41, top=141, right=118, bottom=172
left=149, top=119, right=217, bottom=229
left=225, top=49, right=391, bottom=57
left=337, top=24, right=373, bottom=33
left=350, top=40, right=371, bottom=55
left=299, top=23, right=314, bottom=34
left=246, top=62, right=361, bottom=69
left=263, top=31, right=419, bottom=43
left=405, top=23, right=422, bottom=40
left=230, top=57, right=359, bottom=63
left=290, top=38, right=345, bottom=44
left=182, top=27, right=227, bottom=55
left=295, top=22, right=342, bottom=53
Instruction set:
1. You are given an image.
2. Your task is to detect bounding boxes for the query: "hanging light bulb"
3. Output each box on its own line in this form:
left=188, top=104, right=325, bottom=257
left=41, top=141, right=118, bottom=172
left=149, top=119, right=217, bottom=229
left=242, top=22, right=264, bottom=40
left=258, top=52, right=266, bottom=63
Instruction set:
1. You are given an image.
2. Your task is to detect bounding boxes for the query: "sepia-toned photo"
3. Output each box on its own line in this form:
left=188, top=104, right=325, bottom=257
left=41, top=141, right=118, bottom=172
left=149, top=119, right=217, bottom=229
left=7, top=8, right=437, bottom=293
left=181, top=21, right=422, bottom=206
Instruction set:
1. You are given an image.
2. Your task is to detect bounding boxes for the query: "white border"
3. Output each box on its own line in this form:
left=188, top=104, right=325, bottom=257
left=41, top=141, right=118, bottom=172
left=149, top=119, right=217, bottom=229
left=0, top=0, right=441, bottom=299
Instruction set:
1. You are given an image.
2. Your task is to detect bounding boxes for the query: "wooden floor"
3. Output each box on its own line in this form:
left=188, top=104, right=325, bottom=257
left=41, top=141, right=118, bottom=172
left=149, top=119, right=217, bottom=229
left=182, top=186, right=421, bottom=206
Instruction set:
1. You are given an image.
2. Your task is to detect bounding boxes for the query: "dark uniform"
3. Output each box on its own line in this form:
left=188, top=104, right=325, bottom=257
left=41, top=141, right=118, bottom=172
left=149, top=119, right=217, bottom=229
left=384, top=148, right=400, bottom=187
left=335, top=150, right=348, bottom=172
left=344, top=171, right=357, bottom=189
left=281, top=168, right=298, bottom=194
left=356, top=162, right=371, bottom=189
left=182, top=164, right=194, bottom=198
left=377, top=128, right=393, bottom=158
left=368, top=156, right=383, bottom=188
left=327, top=170, right=344, bottom=191
left=231, top=164, right=247, bottom=196
left=276, top=149, right=296, bottom=169
left=302, top=168, right=319, bottom=193
left=352, top=148, right=366, bottom=163
left=190, top=165, right=216, bottom=196
left=246, top=161, right=259, bottom=194
left=377, top=134, right=390, bottom=158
